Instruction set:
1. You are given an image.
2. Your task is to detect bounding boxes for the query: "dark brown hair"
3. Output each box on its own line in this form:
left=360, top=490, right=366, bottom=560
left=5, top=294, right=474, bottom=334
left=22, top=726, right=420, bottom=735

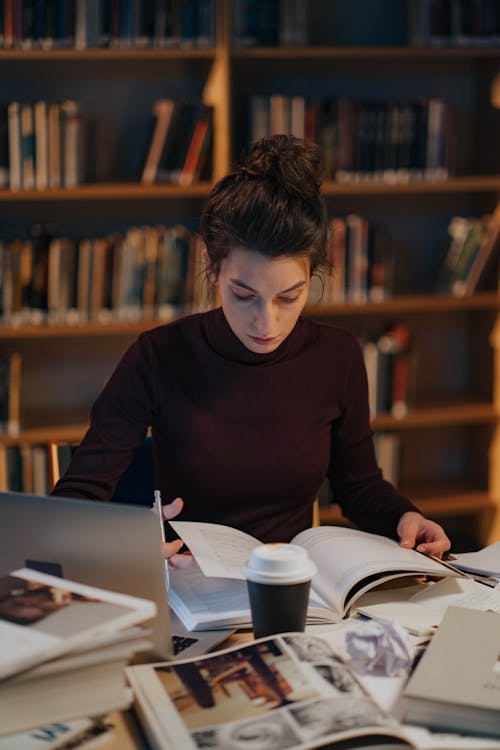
left=200, top=134, right=329, bottom=278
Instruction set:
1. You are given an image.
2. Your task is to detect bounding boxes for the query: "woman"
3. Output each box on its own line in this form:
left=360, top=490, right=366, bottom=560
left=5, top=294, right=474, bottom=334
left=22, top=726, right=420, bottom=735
left=53, top=135, right=450, bottom=560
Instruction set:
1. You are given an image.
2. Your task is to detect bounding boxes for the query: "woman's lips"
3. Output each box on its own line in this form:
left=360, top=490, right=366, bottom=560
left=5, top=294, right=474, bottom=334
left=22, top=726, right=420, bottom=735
left=249, top=335, right=277, bottom=345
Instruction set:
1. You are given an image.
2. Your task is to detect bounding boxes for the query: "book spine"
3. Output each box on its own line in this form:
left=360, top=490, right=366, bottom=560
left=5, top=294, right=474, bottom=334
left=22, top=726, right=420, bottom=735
left=7, top=101, right=22, bottom=190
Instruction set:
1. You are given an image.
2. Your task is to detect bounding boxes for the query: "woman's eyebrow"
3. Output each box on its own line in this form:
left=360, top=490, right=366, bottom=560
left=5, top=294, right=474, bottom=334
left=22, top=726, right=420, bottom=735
left=230, top=279, right=306, bottom=293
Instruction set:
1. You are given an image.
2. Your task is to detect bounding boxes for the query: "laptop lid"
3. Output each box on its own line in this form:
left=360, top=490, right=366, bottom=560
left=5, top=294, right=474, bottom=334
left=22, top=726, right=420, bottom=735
left=0, top=490, right=172, bottom=659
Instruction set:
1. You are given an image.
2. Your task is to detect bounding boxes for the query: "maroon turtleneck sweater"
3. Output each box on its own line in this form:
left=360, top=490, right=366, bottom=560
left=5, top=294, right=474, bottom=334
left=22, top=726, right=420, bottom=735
left=52, top=307, right=418, bottom=542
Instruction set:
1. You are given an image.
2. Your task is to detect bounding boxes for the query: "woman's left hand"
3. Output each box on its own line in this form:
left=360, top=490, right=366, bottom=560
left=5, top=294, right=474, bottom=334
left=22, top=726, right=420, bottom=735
left=397, top=511, right=451, bottom=558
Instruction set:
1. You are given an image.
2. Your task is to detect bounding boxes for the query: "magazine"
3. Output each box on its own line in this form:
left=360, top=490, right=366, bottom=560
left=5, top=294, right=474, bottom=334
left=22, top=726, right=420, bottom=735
left=0, top=567, right=156, bottom=680
left=167, top=522, right=466, bottom=631
left=127, top=631, right=407, bottom=750
left=127, top=631, right=500, bottom=750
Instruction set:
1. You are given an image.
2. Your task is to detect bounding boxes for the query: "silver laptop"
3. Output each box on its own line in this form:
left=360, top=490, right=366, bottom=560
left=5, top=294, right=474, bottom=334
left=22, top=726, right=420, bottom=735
left=0, top=490, right=234, bottom=661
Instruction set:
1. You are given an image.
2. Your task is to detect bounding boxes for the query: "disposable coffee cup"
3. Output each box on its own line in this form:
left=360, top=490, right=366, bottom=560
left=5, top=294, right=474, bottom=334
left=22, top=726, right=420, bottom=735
left=242, top=544, right=317, bottom=638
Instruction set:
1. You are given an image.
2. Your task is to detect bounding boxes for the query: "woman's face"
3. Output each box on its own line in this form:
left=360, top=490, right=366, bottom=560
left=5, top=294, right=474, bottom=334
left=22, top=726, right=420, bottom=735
left=214, top=247, right=311, bottom=354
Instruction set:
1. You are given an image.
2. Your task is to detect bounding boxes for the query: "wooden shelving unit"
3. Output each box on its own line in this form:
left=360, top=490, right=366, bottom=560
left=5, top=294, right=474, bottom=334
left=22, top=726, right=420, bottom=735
left=2, top=0, right=500, bottom=547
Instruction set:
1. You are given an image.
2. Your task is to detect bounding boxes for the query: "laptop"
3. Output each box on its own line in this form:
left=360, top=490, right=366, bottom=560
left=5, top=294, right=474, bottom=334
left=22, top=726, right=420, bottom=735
left=0, top=490, right=235, bottom=661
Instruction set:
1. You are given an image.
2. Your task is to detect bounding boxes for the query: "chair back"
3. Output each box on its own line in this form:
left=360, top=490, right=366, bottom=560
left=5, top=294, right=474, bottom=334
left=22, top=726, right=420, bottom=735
left=49, top=437, right=155, bottom=506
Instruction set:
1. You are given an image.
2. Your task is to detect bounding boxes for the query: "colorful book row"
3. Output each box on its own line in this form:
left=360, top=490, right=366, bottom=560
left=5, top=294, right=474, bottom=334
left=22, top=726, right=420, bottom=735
left=0, top=224, right=204, bottom=326
left=246, top=95, right=455, bottom=184
left=1, top=100, right=82, bottom=191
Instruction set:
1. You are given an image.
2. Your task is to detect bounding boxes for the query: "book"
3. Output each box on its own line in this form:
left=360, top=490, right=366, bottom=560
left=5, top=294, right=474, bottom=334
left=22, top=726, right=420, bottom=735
left=0, top=717, right=112, bottom=750
left=178, top=111, right=212, bottom=187
left=141, top=98, right=176, bottom=185
left=0, top=567, right=156, bottom=680
left=0, top=628, right=152, bottom=736
left=7, top=101, right=21, bottom=191
left=0, top=351, right=21, bottom=436
left=400, top=607, right=500, bottom=738
left=33, top=100, right=49, bottom=190
left=167, top=521, right=466, bottom=631
left=20, top=102, right=35, bottom=190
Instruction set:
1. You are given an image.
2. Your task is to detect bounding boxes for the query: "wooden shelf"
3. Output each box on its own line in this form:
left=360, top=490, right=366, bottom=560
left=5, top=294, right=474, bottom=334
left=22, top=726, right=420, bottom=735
left=0, top=320, right=170, bottom=339
left=1, top=293, right=497, bottom=341
left=1, top=177, right=499, bottom=202
left=319, top=490, right=495, bottom=525
left=1, top=423, right=88, bottom=446
left=306, top=293, right=499, bottom=316
left=232, top=45, right=500, bottom=60
left=0, top=48, right=216, bottom=60
left=321, top=176, right=500, bottom=195
left=0, top=183, right=212, bottom=202
left=372, top=402, right=497, bottom=429
left=6, top=400, right=495, bottom=447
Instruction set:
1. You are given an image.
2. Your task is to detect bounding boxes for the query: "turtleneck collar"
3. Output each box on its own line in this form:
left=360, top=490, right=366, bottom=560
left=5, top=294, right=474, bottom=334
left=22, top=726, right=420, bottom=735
left=203, top=307, right=306, bottom=365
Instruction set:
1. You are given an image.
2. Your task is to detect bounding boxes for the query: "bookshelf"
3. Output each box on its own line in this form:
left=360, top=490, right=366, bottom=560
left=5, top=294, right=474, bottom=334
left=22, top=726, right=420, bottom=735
left=2, top=0, right=500, bottom=548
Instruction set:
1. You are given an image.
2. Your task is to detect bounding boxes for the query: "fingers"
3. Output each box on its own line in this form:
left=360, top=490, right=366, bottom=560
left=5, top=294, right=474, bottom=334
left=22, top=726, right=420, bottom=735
left=161, top=539, right=183, bottom=560
left=415, top=536, right=451, bottom=558
left=161, top=496, right=183, bottom=521
left=168, top=553, right=195, bottom=570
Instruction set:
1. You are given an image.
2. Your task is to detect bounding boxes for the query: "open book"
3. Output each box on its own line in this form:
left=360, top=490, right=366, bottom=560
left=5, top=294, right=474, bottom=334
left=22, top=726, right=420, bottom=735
left=127, top=630, right=500, bottom=750
left=168, top=522, right=465, bottom=631
left=0, top=567, right=156, bottom=680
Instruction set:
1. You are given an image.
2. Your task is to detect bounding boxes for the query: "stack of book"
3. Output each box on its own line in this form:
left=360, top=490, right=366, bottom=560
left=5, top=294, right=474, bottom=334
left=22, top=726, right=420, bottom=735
left=0, top=567, right=156, bottom=740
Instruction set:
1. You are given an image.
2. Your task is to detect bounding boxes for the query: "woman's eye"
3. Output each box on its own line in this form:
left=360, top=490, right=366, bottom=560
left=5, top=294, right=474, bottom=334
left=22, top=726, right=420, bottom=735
left=233, top=292, right=254, bottom=302
left=279, top=296, right=299, bottom=304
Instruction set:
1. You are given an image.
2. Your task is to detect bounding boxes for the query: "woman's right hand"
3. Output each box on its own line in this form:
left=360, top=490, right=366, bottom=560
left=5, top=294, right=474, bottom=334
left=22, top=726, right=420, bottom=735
left=160, top=497, right=194, bottom=568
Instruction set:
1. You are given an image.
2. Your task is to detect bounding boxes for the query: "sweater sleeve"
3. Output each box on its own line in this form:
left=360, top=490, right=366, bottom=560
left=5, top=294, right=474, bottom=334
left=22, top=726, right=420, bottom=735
left=51, top=333, right=155, bottom=501
left=328, top=336, right=419, bottom=538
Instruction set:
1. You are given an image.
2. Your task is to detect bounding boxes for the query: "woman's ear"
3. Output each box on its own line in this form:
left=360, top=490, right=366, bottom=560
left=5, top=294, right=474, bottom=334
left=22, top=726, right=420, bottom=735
left=202, top=247, right=218, bottom=285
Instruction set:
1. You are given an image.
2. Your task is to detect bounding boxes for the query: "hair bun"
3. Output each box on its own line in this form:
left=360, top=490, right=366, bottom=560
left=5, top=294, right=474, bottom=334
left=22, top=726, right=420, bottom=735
left=241, top=134, right=322, bottom=199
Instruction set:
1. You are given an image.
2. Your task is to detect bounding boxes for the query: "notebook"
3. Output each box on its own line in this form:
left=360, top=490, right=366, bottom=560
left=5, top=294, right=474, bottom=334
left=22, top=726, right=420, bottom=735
left=0, top=490, right=235, bottom=660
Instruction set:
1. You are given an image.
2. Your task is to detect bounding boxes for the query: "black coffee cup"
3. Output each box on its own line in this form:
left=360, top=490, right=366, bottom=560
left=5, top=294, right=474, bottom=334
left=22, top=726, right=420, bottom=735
left=242, top=544, right=316, bottom=639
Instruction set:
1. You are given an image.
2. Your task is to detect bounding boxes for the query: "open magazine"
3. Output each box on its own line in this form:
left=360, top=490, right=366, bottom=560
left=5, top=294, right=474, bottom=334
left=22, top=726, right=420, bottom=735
left=126, top=631, right=500, bottom=750
left=168, top=522, right=466, bottom=631
left=0, top=567, right=156, bottom=680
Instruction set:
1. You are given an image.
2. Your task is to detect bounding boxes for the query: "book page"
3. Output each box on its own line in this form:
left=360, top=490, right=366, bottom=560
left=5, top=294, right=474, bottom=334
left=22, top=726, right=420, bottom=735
left=291, top=526, right=461, bottom=618
left=450, top=542, right=500, bottom=577
left=168, top=563, right=252, bottom=630
left=408, top=577, right=500, bottom=616
left=169, top=520, right=260, bottom=578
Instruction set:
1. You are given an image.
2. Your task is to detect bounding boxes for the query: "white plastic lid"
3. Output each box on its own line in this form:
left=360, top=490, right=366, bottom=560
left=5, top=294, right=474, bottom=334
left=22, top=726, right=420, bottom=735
left=242, top=543, right=317, bottom=584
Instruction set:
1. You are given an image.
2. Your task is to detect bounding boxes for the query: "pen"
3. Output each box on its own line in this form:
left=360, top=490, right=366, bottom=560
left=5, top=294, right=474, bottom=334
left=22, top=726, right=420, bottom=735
left=153, top=489, right=170, bottom=591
